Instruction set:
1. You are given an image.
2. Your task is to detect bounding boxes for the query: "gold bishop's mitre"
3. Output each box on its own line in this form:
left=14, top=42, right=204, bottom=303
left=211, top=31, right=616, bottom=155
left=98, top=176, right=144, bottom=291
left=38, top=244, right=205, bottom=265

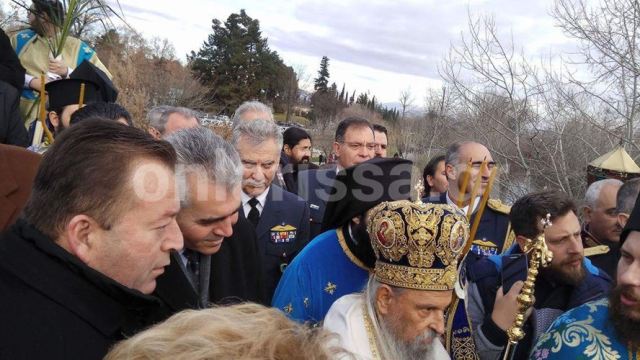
left=366, top=200, right=469, bottom=291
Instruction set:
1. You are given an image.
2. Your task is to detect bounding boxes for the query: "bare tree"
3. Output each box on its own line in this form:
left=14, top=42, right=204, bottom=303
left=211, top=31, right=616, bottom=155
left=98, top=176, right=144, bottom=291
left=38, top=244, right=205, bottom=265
left=399, top=87, right=414, bottom=122
left=552, top=0, right=640, bottom=154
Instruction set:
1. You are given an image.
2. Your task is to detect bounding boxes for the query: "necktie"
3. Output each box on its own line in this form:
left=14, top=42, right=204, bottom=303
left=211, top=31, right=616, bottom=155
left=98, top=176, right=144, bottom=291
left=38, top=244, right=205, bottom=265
left=248, top=197, right=260, bottom=228
left=183, top=248, right=200, bottom=284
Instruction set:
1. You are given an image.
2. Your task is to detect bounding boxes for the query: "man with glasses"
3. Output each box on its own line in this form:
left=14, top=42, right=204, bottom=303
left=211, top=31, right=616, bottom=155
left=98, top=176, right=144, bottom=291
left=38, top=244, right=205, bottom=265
left=297, top=117, right=375, bottom=238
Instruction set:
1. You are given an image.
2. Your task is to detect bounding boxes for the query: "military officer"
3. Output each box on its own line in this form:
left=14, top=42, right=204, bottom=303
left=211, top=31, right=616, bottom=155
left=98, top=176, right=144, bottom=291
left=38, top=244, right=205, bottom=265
left=424, top=141, right=513, bottom=360
left=232, top=119, right=310, bottom=302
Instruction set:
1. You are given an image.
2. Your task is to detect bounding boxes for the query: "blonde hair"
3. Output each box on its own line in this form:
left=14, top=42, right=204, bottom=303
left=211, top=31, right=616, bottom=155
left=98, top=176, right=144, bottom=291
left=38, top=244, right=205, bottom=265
left=105, top=303, right=349, bottom=360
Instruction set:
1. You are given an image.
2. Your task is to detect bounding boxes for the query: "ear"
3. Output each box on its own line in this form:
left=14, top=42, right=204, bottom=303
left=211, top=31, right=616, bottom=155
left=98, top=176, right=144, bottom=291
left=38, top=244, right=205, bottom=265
left=445, top=163, right=456, bottom=181
left=618, top=213, right=630, bottom=229
left=63, top=214, right=102, bottom=264
left=48, top=111, right=60, bottom=129
left=283, top=144, right=292, bottom=156
left=148, top=127, right=162, bottom=140
left=426, top=174, right=435, bottom=187
left=351, top=216, right=361, bottom=225
left=515, top=235, right=529, bottom=251
left=332, top=142, right=341, bottom=157
left=582, top=206, right=593, bottom=222
left=375, top=284, right=394, bottom=316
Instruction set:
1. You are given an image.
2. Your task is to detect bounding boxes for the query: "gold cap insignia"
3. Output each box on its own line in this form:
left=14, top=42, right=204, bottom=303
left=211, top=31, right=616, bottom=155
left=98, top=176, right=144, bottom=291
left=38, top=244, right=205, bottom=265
left=367, top=200, right=469, bottom=291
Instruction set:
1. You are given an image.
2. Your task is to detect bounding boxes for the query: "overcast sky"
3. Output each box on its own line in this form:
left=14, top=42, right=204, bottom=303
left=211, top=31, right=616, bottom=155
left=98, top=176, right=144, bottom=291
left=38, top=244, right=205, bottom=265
left=9, top=0, right=577, bottom=104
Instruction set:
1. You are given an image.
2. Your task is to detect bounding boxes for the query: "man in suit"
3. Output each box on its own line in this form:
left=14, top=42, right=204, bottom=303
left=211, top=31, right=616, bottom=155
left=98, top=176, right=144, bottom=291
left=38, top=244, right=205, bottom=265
left=152, top=127, right=262, bottom=320
left=0, top=144, right=41, bottom=231
left=0, top=120, right=183, bottom=359
left=297, top=117, right=375, bottom=238
left=232, top=119, right=310, bottom=301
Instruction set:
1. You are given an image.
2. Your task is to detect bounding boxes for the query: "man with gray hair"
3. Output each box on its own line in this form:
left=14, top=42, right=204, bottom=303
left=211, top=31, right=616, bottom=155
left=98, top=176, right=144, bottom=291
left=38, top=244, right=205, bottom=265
left=582, top=178, right=623, bottom=277
left=231, top=100, right=275, bottom=125
left=615, top=178, right=640, bottom=228
left=147, top=105, right=201, bottom=139
left=232, top=119, right=310, bottom=301
left=152, top=127, right=264, bottom=321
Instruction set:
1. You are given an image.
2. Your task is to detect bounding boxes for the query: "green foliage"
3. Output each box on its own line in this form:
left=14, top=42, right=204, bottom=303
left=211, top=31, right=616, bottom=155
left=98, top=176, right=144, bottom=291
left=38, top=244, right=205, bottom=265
left=188, top=9, right=296, bottom=113
left=313, top=56, right=329, bottom=92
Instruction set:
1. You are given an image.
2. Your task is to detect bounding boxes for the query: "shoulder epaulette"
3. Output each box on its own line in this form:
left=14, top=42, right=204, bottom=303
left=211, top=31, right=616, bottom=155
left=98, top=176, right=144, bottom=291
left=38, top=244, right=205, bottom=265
left=487, top=198, right=510, bottom=215
left=584, top=245, right=610, bottom=257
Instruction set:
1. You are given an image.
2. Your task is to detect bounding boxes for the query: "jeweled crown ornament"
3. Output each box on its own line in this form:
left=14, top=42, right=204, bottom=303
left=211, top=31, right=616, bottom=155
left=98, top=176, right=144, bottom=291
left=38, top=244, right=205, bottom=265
left=366, top=200, right=470, bottom=290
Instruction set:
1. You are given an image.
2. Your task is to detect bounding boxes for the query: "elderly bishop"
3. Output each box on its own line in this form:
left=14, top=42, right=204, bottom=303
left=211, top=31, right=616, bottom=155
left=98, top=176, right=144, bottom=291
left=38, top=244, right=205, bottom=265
left=324, top=200, right=469, bottom=360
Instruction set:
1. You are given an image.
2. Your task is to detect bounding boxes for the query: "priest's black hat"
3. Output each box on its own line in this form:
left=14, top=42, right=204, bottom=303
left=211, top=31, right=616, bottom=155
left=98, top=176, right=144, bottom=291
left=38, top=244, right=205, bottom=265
left=70, top=60, right=118, bottom=102
left=320, top=157, right=413, bottom=232
left=45, top=78, right=100, bottom=110
left=621, top=192, right=640, bottom=245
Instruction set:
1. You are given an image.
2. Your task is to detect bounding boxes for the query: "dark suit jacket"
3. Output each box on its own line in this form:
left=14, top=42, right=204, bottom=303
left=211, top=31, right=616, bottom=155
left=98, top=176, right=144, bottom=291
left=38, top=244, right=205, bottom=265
left=0, top=220, right=159, bottom=360
left=0, top=144, right=40, bottom=231
left=241, top=184, right=310, bottom=301
left=151, top=216, right=266, bottom=323
left=296, top=167, right=337, bottom=239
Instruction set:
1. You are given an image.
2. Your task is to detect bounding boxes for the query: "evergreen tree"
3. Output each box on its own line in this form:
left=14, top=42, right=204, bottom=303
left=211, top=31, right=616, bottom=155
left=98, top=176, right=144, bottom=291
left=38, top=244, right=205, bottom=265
left=338, top=83, right=346, bottom=104
left=189, top=10, right=292, bottom=113
left=314, top=56, right=330, bottom=93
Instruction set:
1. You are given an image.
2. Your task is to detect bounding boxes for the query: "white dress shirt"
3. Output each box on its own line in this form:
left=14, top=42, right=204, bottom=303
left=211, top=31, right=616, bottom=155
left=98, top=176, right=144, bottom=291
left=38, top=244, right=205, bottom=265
left=241, top=188, right=270, bottom=218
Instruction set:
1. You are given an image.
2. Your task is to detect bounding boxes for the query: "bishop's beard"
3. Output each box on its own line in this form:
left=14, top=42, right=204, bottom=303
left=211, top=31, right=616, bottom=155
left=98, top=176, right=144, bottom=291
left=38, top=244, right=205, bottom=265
left=377, top=310, right=437, bottom=360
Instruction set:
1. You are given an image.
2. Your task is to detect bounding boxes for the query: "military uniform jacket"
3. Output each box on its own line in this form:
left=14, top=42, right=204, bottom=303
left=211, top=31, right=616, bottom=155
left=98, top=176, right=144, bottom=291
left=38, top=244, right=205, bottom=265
left=296, top=167, right=337, bottom=239
left=0, top=220, right=160, bottom=360
left=582, top=227, right=620, bottom=279
left=242, top=184, right=310, bottom=302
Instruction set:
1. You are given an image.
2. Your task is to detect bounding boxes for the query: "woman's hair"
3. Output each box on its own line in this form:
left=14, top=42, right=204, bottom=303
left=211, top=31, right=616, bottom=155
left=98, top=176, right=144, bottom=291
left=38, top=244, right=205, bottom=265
left=422, top=154, right=445, bottom=195
left=105, top=303, right=350, bottom=360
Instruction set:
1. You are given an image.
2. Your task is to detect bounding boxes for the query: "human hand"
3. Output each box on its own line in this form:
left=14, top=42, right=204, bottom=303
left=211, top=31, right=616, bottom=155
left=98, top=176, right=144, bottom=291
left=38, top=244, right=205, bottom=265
left=28, top=77, right=45, bottom=91
left=48, top=58, right=68, bottom=77
left=490, top=281, right=532, bottom=331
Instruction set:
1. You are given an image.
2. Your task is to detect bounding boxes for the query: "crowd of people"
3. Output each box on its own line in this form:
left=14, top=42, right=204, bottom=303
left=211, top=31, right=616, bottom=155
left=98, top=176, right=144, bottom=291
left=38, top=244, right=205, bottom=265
left=1, top=1, right=640, bottom=360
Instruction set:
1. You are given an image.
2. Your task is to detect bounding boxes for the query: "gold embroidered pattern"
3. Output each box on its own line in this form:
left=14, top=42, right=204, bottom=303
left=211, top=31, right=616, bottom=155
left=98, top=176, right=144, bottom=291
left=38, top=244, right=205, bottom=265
left=367, top=201, right=468, bottom=290
left=336, top=228, right=370, bottom=271
left=375, top=262, right=456, bottom=291
left=324, top=282, right=337, bottom=295
left=362, top=302, right=381, bottom=360
left=452, top=335, right=479, bottom=360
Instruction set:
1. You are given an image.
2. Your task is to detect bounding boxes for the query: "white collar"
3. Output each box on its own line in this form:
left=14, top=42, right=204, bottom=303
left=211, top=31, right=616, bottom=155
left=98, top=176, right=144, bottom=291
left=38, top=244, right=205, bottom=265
left=241, top=186, right=270, bottom=208
left=446, top=192, right=480, bottom=215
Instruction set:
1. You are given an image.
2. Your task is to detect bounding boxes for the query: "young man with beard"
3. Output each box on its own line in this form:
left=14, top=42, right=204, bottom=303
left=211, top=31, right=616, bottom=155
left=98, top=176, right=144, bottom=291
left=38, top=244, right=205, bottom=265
left=280, top=126, right=317, bottom=193
left=530, top=192, right=640, bottom=359
left=467, top=191, right=611, bottom=360
left=324, top=200, right=469, bottom=360
left=272, top=157, right=412, bottom=323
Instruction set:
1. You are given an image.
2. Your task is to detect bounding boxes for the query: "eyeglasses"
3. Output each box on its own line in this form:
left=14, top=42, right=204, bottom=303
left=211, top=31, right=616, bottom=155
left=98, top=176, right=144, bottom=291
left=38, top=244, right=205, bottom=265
left=470, top=161, right=497, bottom=170
left=341, top=142, right=376, bottom=151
